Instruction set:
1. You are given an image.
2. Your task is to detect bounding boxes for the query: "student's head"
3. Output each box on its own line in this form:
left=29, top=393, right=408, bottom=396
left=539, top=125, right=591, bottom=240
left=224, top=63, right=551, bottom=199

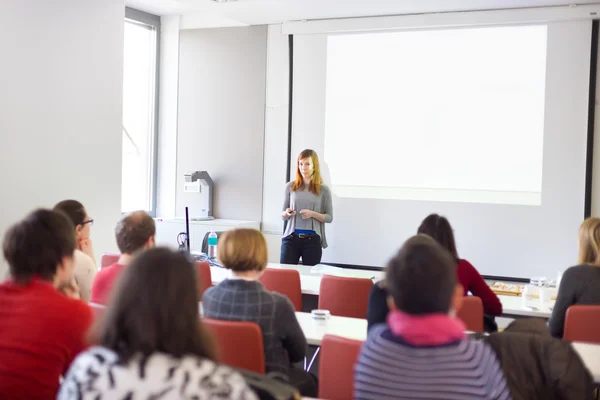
left=53, top=200, right=92, bottom=240
left=578, top=217, right=600, bottom=266
left=218, top=228, right=268, bottom=274
left=292, top=149, right=323, bottom=195
left=385, top=235, right=463, bottom=315
left=115, top=211, right=156, bottom=255
left=417, top=213, right=459, bottom=262
left=96, top=247, right=215, bottom=362
left=3, top=209, right=76, bottom=286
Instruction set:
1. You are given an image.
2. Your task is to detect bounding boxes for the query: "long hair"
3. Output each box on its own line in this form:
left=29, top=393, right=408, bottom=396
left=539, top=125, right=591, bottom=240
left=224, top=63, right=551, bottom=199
left=291, top=149, right=323, bottom=195
left=93, top=247, right=216, bottom=363
left=578, top=217, right=600, bottom=266
left=417, top=214, right=459, bottom=262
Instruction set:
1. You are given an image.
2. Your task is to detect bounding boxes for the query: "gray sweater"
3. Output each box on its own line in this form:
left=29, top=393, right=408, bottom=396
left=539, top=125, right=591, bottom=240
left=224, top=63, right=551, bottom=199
left=202, top=279, right=307, bottom=375
left=282, top=182, right=333, bottom=248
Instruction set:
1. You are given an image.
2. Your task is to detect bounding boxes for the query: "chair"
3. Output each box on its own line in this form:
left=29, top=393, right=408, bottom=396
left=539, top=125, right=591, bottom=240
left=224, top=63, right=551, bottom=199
left=100, top=253, right=119, bottom=269
left=88, top=302, right=106, bottom=321
left=456, top=296, right=484, bottom=333
left=319, top=335, right=363, bottom=400
left=196, top=261, right=212, bottom=299
left=318, top=275, right=373, bottom=318
left=202, top=318, right=265, bottom=374
left=564, top=305, right=600, bottom=344
left=259, top=268, right=302, bottom=311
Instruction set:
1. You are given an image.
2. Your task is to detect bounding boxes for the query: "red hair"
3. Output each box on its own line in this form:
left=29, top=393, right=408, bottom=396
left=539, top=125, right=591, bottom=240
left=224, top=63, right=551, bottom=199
left=291, top=149, right=322, bottom=195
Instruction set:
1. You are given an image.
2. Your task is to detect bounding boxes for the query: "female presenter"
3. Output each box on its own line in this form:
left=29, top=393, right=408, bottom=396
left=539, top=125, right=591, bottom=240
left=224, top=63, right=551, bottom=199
left=281, top=149, right=333, bottom=266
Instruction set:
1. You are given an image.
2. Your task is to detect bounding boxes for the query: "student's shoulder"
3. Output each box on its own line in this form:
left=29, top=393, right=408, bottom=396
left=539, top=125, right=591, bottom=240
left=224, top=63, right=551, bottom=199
left=320, top=184, right=332, bottom=195
left=564, top=264, right=600, bottom=277
left=285, top=181, right=294, bottom=190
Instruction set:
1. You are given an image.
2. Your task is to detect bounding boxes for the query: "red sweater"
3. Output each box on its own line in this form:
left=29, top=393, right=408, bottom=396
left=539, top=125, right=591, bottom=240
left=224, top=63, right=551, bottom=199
left=457, top=259, right=503, bottom=316
left=90, top=263, right=125, bottom=305
left=0, top=279, right=92, bottom=399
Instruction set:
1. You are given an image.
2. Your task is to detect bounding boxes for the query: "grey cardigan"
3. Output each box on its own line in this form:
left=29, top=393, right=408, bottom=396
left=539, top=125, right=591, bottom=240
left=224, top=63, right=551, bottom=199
left=282, top=182, right=333, bottom=248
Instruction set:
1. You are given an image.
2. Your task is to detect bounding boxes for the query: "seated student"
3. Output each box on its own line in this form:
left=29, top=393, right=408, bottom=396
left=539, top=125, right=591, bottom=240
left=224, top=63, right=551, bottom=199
left=58, top=248, right=256, bottom=399
left=90, top=211, right=155, bottom=305
left=0, top=209, right=93, bottom=399
left=548, top=217, right=600, bottom=338
left=356, top=235, right=511, bottom=400
left=202, top=229, right=317, bottom=397
left=54, top=200, right=98, bottom=301
left=367, top=213, right=502, bottom=331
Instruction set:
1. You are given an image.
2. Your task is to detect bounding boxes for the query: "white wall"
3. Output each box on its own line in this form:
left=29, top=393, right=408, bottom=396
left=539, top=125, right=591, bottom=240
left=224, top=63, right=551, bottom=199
left=176, top=26, right=268, bottom=221
left=0, top=0, right=124, bottom=277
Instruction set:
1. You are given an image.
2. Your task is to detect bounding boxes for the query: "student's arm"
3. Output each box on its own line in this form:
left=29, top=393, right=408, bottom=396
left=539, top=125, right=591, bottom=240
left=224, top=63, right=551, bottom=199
left=548, top=268, right=580, bottom=338
left=462, top=260, right=503, bottom=316
left=73, top=251, right=97, bottom=303
left=367, top=283, right=389, bottom=332
left=278, top=297, right=307, bottom=363
left=282, top=184, right=294, bottom=220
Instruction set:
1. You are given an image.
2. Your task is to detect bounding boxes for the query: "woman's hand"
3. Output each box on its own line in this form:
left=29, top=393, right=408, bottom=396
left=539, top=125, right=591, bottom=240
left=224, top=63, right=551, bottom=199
left=58, top=281, right=81, bottom=300
left=79, top=238, right=95, bottom=261
left=282, top=208, right=296, bottom=220
left=299, top=210, right=315, bottom=220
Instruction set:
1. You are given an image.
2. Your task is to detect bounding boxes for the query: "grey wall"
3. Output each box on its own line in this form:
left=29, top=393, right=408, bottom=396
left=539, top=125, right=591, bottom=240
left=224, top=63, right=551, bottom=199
left=0, top=0, right=124, bottom=278
left=176, top=26, right=268, bottom=221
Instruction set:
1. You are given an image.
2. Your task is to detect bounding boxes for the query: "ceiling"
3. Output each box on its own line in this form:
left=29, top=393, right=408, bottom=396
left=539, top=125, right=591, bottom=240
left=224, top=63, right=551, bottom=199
left=125, top=0, right=600, bottom=27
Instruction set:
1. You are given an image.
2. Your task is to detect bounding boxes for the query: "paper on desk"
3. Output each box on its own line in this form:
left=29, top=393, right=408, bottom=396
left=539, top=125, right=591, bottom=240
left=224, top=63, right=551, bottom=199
left=310, top=264, right=352, bottom=277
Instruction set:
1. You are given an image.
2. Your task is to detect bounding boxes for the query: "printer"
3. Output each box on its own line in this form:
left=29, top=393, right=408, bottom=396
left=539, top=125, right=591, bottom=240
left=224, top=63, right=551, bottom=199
left=183, top=171, right=214, bottom=220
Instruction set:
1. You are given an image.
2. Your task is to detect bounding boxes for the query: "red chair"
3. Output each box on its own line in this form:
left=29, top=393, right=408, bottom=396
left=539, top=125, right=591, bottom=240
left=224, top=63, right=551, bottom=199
left=196, top=262, right=212, bottom=299
left=88, top=302, right=106, bottom=321
left=456, top=296, right=484, bottom=333
left=319, top=335, right=363, bottom=400
left=100, top=253, right=119, bottom=269
left=318, top=275, right=373, bottom=318
left=202, top=318, right=265, bottom=374
left=259, top=268, right=302, bottom=311
left=564, top=305, right=600, bottom=344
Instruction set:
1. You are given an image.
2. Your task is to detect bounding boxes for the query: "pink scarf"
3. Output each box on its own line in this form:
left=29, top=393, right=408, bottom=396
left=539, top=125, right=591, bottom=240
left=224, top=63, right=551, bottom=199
left=387, top=310, right=467, bottom=346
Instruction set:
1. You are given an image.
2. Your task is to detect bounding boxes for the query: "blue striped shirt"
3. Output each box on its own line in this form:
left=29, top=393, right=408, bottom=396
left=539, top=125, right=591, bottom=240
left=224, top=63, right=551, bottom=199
left=355, top=325, right=512, bottom=400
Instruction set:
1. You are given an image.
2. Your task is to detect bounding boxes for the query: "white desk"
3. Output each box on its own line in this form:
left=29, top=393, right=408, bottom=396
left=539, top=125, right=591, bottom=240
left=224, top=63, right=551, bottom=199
left=295, top=312, right=367, bottom=346
left=572, top=342, right=600, bottom=383
left=497, top=294, right=554, bottom=319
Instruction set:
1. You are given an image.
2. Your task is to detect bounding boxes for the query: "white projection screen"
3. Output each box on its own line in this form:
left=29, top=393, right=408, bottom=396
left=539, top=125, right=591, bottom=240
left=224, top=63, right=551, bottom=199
left=291, top=21, right=592, bottom=279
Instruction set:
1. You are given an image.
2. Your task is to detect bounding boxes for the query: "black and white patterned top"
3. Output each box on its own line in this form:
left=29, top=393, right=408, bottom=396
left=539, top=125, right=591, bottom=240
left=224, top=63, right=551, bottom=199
left=57, top=346, right=258, bottom=399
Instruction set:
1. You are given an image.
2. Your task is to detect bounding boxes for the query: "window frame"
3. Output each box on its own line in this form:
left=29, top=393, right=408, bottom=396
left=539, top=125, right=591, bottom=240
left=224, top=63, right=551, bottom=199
left=123, top=7, right=160, bottom=216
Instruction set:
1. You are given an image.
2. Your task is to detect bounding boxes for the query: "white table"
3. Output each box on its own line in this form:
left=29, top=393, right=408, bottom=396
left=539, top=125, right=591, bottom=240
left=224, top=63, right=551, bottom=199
left=295, top=312, right=367, bottom=346
left=497, top=294, right=554, bottom=319
left=572, top=342, right=600, bottom=383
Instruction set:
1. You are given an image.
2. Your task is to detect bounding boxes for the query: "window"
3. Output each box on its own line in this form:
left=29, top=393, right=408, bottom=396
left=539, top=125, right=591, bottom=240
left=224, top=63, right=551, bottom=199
left=121, top=8, right=160, bottom=214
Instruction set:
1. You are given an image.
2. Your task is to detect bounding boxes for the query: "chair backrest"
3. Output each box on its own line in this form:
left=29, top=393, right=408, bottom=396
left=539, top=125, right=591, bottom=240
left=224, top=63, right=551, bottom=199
left=259, top=268, right=302, bottom=311
left=196, top=261, right=212, bottom=299
left=564, top=305, right=600, bottom=344
left=201, top=231, right=226, bottom=254
left=88, top=302, right=106, bottom=321
left=319, top=335, right=363, bottom=400
left=100, top=253, right=119, bottom=269
left=202, top=318, right=265, bottom=374
left=318, top=275, right=373, bottom=318
left=456, top=296, right=484, bottom=333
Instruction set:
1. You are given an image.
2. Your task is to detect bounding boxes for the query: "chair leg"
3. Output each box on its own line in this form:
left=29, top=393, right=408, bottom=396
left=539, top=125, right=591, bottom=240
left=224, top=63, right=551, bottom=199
left=306, top=347, right=320, bottom=371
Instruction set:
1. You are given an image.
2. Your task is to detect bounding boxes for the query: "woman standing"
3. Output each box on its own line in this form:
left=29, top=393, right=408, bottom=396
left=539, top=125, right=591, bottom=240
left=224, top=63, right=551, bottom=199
left=281, top=149, right=333, bottom=266
left=53, top=200, right=97, bottom=302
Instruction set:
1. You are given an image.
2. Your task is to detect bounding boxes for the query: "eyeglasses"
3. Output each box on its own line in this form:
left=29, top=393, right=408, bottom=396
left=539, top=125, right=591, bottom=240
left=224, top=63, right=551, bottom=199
left=81, top=219, right=94, bottom=226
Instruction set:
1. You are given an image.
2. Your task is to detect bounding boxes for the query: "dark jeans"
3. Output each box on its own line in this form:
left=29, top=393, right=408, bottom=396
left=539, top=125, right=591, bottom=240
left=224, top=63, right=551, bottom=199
left=280, top=233, right=322, bottom=266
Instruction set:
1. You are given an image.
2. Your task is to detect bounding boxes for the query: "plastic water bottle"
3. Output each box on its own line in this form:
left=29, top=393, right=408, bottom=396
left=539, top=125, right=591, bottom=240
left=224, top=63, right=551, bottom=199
left=207, top=230, right=218, bottom=259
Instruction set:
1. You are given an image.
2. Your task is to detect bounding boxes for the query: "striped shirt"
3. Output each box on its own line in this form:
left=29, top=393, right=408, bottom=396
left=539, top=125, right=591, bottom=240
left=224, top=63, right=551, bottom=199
left=355, top=325, right=512, bottom=400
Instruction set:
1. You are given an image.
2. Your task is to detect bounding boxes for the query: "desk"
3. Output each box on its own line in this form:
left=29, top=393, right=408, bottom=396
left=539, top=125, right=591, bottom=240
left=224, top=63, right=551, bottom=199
left=295, top=312, right=367, bottom=346
left=572, top=342, right=600, bottom=383
left=497, top=294, right=554, bottom=319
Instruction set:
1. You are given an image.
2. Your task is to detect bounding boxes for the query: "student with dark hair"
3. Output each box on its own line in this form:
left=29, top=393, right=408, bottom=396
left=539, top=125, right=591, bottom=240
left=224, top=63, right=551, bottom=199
left=90, top=211, right=155, bottom=305
left=203, top=229, right=317, bottom=397
left=59, top=248, right=256, bottom=399
left=54, top=199, right=97, bottom=301
left=367, top=213, right=502, bottom=331
left=0, top=209, right=93, bottom=399
left=355, top=235, right=511, bottom=400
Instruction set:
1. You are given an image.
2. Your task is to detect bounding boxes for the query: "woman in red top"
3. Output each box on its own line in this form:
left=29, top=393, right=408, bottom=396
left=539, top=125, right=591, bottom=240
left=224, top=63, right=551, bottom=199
left=367, top=214, right=502, bottom=331
left=417, top=213, right=502, bottom=316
